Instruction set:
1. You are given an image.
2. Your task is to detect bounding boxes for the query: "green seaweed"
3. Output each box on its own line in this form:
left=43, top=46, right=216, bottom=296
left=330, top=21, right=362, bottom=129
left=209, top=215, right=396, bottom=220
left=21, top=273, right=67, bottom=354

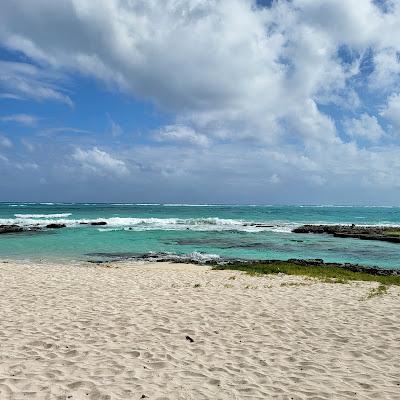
left=212, top=261, right=400, bottom=286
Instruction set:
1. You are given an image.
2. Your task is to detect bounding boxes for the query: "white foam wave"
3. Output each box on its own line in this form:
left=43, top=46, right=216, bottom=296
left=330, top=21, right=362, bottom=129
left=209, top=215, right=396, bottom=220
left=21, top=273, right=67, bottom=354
left=9, top=204, right=27, bottom=207
left=90, top=217, right=254, bottom=232
left=14, top=213, right=72, bottom=218
left=111, top=203, right=161, bottom=206
left=188, top=251, right=221, bottom=262
left=0, top=216, right=296, bottom=233
left=163, top=204, right=219, bottom=207
left=304, top=204, right=398, bottom=208
left=141, top=251, right=221, bottom=263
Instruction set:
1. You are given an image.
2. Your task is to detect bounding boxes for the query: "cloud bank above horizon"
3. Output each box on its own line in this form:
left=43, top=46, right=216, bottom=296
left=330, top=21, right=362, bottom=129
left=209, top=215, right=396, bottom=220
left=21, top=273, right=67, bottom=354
left=1, top=0, right=400, bottom=204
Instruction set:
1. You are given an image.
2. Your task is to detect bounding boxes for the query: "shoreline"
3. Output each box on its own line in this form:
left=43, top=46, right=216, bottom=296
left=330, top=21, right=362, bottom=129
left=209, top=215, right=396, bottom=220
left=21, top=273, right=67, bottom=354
left=2, top=251, right=400, bottom=275
left=87, top=253, right=400, bottom=275
left=1, top=259, right=399, bottom=399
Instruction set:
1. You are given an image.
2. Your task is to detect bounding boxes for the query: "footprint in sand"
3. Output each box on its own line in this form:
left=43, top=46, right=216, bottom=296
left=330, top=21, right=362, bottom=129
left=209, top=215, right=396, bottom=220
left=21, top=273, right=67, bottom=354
left=0, top=384, right=13, bottom=400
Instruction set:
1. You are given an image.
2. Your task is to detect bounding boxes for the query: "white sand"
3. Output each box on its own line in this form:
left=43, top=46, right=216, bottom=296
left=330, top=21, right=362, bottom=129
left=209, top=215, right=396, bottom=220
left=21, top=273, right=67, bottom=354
left=0, top=260, right=399, bottom=400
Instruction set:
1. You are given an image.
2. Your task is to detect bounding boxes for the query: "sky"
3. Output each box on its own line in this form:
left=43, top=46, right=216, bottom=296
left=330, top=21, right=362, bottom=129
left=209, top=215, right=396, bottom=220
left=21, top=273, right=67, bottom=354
left=1, top=0, right=400, bottom=204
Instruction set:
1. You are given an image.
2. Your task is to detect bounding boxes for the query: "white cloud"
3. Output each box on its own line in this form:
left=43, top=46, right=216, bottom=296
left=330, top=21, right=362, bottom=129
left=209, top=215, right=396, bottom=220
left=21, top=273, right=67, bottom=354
left=0, top=152, right=38, bottom=171
left=107, top=114, right=123, bottom=137
left=72, top=147, right=129, bottom=177
left=0, top=0, right=328, bottom=144
left=21, top=138, right=35, bottom=152
left=0, top=61, right=73, bottom=106
left=39, top=127, right=93, bottom=136
left=0, top=0, right=400, bottom=141
left=0, top=93, right=23, bottom=100
left=0, top=135, right=12, bottom=148
left=155, top=125, right=210, bottom=147
left=0, top=113, right=38, bottom=126
left=15, top=162, right=39, bottom=171
left=381, top=92, right=400, bottom=132
left=1, top=0, right=398, bottom=147
left=344, top=113, right=385, bottom=142
left=1, top=1, right=400, bottom=201
left=269, top=174, right=280, bottom=184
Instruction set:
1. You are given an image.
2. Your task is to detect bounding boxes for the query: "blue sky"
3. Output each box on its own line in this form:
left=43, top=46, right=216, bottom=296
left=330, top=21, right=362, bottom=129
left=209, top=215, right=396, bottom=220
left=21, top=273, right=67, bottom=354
left=1, top=0, right=400, bottom=204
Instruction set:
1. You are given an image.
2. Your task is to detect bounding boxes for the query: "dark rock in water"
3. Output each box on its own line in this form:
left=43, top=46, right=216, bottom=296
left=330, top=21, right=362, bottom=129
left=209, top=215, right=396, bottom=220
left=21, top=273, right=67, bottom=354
left=79, top=222, right=89, bottom=225
left=287, top=258, right=324, bottom=266
left=293, top=224, right=400, bottom=244
left=91, top=221, right=107, bottom=226
left=0, top=224, right=24, bottom=234
left=0, top=224, right=42, bottom=235
left=46, top=223, right=66, bottom=229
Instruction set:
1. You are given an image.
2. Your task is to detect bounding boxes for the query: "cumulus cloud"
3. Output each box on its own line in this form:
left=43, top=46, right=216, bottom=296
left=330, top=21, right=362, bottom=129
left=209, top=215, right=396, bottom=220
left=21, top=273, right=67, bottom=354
left=1, top=0, right=398, bottom=143
left=72, top=147, right=129, bottom=177
left=344, top=113, right=385, bottom=142
left=0, top=0, right=335, bottom=144
left=381, top=92, right=400, bottom=132
left=1, top=0, right=400, bottom=201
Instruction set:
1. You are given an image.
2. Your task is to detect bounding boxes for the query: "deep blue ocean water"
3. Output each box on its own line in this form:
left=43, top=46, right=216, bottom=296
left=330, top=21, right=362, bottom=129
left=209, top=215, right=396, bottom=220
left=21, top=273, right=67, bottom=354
left=1, top=203, right=400, bottom=268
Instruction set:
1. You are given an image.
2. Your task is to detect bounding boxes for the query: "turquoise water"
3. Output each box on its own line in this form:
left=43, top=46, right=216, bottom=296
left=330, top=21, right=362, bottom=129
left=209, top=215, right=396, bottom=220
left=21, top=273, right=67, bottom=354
left=1, top=203, right=400, bottom=268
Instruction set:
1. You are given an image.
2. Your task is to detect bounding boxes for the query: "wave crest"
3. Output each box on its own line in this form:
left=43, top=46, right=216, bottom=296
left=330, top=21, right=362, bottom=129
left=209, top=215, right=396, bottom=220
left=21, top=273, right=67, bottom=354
left=14, top=213, right=72, bottom=218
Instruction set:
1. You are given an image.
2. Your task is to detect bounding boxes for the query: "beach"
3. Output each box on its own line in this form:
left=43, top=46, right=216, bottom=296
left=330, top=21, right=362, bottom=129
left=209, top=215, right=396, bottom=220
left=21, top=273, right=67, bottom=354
left=0, top=260, right=399, bottom=399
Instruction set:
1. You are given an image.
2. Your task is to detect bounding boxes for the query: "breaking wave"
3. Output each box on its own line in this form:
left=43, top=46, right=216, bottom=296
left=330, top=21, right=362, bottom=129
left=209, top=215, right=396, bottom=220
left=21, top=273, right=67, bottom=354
left=0, top=216, right=297, bottom=233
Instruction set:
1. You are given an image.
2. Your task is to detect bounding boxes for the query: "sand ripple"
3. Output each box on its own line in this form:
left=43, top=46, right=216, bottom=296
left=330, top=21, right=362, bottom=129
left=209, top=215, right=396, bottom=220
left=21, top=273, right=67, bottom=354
left=0, top=261, right=399, bottom=399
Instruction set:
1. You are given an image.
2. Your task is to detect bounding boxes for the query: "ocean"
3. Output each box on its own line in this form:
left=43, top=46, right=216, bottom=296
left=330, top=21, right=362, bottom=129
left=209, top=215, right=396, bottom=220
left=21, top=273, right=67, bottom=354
left=1, top=203, right=400, bottom=269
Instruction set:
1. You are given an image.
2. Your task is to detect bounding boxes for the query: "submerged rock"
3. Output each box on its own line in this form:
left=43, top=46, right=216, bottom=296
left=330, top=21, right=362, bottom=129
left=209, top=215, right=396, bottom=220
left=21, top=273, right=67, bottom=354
left=293, top=224, right=400, bottom=244
left=91, top=221, right=107, bottom=226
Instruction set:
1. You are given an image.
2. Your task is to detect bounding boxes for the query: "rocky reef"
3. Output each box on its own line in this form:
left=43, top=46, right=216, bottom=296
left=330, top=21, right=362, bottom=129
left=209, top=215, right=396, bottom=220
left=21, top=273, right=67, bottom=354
left=0, top=225, right=24, bottom=234
left=0, top=224, right=42, bottom=234
left=85, top=251, right=399, bottom=276
left=293, top=224, right=400, bottom=243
